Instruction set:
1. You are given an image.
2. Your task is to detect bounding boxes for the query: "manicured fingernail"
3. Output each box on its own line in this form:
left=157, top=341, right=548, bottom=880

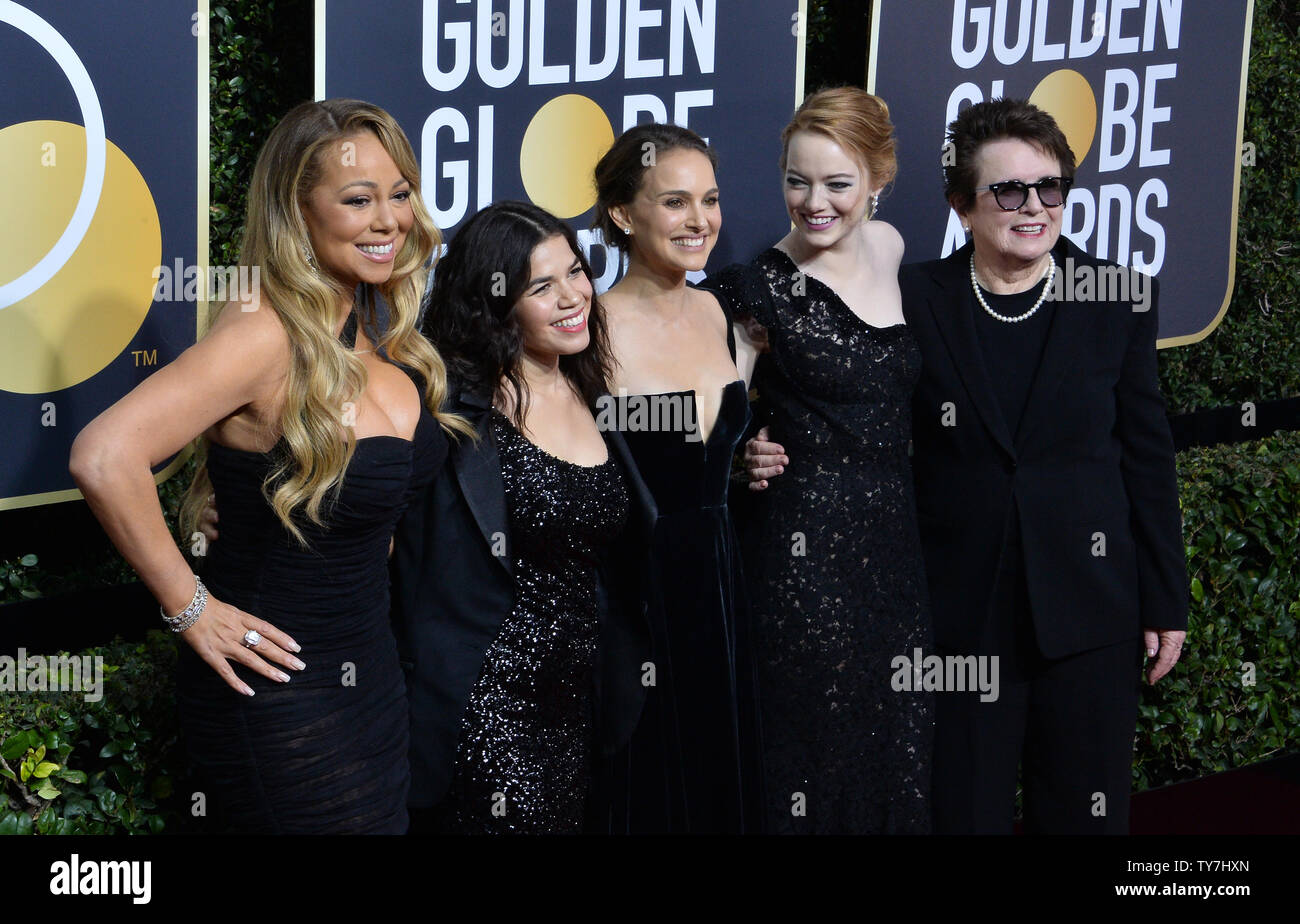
left=1147, top=648, right=1156, bottom=657
left=291, top=659, right=306, bottom=670
left=289, top=642, right=302, bottom=653
left=277, top=671, right=290, bottom=683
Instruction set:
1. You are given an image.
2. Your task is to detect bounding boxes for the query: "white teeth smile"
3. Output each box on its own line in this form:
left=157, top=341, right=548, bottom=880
left=673, top=237, right=705, bottom=247
left=358, top=243, right=393, bottom=254
left=806, top=216, right=835, bottom=226
left=552, top=313, right=584, bottom=328
left=1012, top=225, right=1044, bottom=233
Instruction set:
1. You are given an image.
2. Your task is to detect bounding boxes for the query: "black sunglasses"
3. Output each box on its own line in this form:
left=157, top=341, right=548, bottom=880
left=973, top=176, right=1073, bottom=210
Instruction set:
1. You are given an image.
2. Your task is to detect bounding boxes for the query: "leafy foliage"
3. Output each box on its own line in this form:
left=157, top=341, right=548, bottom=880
left=0, top=633, right=183, bottom=834
left=209, top=1, right=303, bottom=266
left=1156, top=0, right=1300, bottom=413
left=1133, top=430, right=1300, bottom=789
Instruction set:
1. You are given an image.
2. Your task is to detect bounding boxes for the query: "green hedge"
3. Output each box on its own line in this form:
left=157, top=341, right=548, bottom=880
left=1133, top=429, right=1300, bottom=789
left=209, top=0, right=308, bottom=267
left=0, top=633, right=182, bottom=834
left=1153, top=0, right=1299, bottom=413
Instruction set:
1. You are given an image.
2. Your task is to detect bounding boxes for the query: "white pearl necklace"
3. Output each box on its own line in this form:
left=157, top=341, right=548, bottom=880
left=970, top=254, right=1055, bottom=323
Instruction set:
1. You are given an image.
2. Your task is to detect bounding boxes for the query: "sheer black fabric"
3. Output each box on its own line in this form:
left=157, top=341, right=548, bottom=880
left=703, top=249, right=933, bottom=834
left=605, top=379, right=766, bottom=833
left=432, top=412, right=629, bottom=834
left=179, top=375, right=445, bottom=834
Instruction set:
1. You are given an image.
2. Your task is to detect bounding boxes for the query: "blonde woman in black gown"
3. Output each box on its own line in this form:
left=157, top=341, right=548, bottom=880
left=71, top=100, right=463, bottom=833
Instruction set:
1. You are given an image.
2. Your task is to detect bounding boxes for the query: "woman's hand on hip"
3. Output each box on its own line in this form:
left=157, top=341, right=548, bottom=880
left=182, top=595, right=305, bottom=696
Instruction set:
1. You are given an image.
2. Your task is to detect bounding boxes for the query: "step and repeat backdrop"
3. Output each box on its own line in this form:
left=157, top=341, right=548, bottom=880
left=869, top=0, right=1254, bottom=346
left=0, top=0, right=206, bottom=509
left=1, top=1, right=1254, bottom=508
left=317, top=0, right=804, bottom=288
left=0, top=0, right=801, bottom=510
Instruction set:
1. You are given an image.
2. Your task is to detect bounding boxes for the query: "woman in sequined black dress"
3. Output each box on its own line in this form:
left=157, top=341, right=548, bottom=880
left=704, top=88, right=933, bottom=834
left=395, top=202, right=655, bottom=834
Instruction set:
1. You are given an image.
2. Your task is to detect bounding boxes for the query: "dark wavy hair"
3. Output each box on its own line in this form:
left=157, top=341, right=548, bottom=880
left=593, top=122, right=718, bottom=252
left=421, top=201, right=615, bottom=430
left=943, top=98, right=1076, bottom=213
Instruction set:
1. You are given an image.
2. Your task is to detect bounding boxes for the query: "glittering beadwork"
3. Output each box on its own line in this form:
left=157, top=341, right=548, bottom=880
left=706, top=249, right=934, bottom=834
left=436, top=411, right=628, bottom=834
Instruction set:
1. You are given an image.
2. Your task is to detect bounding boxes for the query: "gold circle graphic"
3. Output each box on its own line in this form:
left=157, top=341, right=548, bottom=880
left=1030, top=69, right=1098, bottom=168
left=519, top=95, right=614, bottom=219
left=0, top=120, right=162, bottom=393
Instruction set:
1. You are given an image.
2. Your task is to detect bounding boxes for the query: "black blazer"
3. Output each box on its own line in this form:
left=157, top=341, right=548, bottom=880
left=900, top=236, right=1188, bottom=658
left=388, top=383, right=657, bottom=808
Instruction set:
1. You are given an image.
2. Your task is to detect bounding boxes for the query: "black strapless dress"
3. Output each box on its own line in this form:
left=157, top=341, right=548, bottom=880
left=178, top=386, right=446, bottom=834
left=606, top=381, right=765, bottom=833
left=432, top=411, right=629, bottom=834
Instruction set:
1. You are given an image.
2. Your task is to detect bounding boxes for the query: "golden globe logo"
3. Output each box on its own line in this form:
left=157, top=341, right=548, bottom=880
left=419, top=1, right=716, bottom=227
left=942, top=1, right=1185, bottom=272
left=0, top=1, right=161, bottom=395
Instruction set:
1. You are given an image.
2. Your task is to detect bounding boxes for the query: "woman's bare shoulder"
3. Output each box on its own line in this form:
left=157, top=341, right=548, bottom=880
left=866, top=220, right=905, bottom=267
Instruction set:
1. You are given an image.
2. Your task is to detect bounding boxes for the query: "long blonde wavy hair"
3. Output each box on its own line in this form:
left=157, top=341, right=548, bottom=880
left=181, top=99, right=470, bottom=547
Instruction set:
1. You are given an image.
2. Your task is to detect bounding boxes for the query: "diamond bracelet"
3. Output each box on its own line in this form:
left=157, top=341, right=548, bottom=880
left=160, top=575, right=207, bottom=633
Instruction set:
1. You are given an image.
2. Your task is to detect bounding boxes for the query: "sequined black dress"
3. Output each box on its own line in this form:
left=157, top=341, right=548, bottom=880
left=178, top=370, right=445, bottom=834
left=433, top=412, right=629, bottom=834
left=704, top=249, right=933, bottom=834
left=607, top=378, right=765, bottom=833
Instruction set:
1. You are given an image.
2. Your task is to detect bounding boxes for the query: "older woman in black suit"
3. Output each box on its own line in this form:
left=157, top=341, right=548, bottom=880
left=902, top=99, right=1188, bottom=834
left=393, top=201, right=656, bottom=834
left=748, top=98, right=1189, bottom=833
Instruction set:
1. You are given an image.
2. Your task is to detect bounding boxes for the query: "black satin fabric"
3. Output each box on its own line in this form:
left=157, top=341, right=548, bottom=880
left=600, top=378, right=766, bottom=833
left=178, top=373, right=445, bottom=834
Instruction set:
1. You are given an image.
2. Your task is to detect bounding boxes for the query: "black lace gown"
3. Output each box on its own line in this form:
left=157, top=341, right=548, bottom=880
left=178, top=373, right=445, bottom=834
left=433, top=412, right=629, bottom=834
left=607, top=378, right=765, bottom=833
left=704, top=249, right=933, bottom=834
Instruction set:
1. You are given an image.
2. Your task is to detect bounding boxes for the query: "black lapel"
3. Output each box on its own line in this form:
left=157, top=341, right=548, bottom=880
left=450, top=387, right=512, bottom=577
left=921, top=241, right=1016, bottom=460
left=602, top=413, right=658, bottom=544
left=1014, top=237, right=1108, bottom=450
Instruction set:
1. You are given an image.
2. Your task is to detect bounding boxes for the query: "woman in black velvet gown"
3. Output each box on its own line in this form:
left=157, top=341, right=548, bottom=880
left=399, top=202, right=656, bottom=834
left=705, top=88, right=932, bottom=834
left=590, top=124, right=764, bottom=833
left=70, top=100, right=465, bottom=833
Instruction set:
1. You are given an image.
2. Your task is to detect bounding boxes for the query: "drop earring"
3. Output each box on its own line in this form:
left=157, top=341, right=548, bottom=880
left=869, top=194, right=880, bottom=220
